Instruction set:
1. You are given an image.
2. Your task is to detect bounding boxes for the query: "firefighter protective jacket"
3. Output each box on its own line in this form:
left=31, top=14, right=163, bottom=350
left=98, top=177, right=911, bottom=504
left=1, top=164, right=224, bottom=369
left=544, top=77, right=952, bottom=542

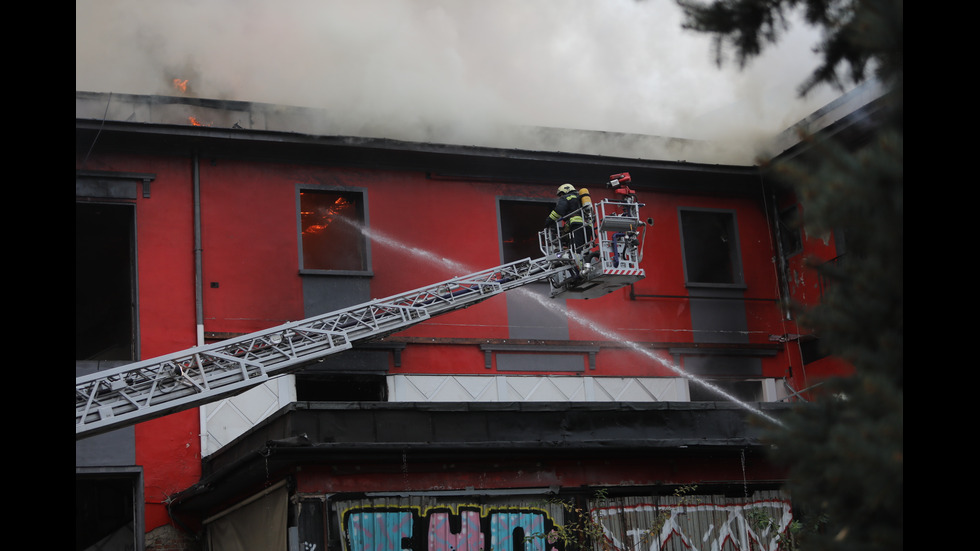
left=547, top=192, right=584, bottom=227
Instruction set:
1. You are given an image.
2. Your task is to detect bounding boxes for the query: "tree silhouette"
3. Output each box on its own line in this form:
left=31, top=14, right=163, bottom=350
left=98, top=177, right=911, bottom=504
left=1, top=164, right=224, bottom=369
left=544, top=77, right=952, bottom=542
left=677, top=0, right=903, bottom=549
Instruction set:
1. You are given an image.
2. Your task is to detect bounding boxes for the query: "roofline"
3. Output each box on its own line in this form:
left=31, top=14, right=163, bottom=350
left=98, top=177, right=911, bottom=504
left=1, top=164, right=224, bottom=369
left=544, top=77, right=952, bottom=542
left=76, top=122, right=764, bottom=196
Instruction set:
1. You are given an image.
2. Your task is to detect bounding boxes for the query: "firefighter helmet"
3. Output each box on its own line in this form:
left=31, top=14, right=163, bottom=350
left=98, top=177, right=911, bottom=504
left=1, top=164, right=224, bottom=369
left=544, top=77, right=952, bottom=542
left=556, top=183, right=575, bottom=196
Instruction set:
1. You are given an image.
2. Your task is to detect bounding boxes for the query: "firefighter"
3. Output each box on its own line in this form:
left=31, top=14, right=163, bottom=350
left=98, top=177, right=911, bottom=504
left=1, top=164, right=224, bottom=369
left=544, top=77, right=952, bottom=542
left=544, top=183, right=587, bottom=253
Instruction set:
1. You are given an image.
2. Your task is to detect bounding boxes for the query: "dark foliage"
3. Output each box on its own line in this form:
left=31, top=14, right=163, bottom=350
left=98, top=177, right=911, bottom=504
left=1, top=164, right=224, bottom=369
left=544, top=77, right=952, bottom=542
left=676, top=0, right=903, bottom=549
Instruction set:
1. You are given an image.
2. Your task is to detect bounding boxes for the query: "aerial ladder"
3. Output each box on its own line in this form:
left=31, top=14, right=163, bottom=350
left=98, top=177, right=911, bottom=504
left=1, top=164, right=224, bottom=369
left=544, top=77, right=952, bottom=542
left=76, top=174, right=648, bottom=439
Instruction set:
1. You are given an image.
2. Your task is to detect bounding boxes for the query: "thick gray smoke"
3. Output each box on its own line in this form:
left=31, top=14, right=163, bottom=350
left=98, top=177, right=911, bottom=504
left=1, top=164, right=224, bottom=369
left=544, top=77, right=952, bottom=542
left=75, top=0, right=845, bottom=164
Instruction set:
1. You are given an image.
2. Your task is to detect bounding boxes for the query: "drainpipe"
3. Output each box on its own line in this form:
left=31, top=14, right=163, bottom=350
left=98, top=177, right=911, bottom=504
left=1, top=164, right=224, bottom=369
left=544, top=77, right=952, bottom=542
left=193, top=152, right=208, bottom=455
left=193, top=152, right=205, bottom=346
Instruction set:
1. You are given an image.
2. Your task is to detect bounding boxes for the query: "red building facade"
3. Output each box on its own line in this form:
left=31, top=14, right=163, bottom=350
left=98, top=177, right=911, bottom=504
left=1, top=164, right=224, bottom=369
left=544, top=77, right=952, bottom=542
left=76, top=90, right=865, bottom=550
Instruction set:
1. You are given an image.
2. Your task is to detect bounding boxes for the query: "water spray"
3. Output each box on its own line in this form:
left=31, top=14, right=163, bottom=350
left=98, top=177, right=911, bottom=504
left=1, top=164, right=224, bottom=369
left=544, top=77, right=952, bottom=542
left=341, top=217, right=470, bottom=274
left=514, top=285, right=785, bottom=427
left=353, top=219, right=786, bottom=428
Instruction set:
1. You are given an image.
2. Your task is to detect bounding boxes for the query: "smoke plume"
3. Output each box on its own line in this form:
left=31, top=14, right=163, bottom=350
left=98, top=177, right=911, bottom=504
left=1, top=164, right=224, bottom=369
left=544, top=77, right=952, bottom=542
left=75, top=0, right=846, bottom=164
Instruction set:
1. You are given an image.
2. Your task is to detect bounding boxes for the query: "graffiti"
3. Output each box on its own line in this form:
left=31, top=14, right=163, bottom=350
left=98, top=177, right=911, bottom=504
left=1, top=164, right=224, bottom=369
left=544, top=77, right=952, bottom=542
left=593, top=497, right=793, bottom=551
left=339, top=493, right=792, bottom=551
left=429, top=509, right=483, bottom=551
left=341, top=506, right=559, bottom=551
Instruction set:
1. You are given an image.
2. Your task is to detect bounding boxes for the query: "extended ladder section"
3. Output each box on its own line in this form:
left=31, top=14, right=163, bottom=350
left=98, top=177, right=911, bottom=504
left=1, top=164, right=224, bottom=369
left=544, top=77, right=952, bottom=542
left=76, top=256, right=569, bottom=439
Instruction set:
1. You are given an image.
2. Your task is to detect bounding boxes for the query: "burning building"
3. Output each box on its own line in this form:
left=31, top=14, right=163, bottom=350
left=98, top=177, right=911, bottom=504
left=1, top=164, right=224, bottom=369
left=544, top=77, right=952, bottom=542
left=76, top=82, right=883, bottom=550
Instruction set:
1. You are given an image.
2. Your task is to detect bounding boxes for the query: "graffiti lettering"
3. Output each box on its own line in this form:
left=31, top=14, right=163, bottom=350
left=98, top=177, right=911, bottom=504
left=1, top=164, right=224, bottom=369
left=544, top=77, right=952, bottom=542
left=594, top=498, right=793, bottom=551
left=428, top=510, right=483, bottom=551
left=342, top=506, right=558, bottom=551
left=340, top=494, right=792, bottom=551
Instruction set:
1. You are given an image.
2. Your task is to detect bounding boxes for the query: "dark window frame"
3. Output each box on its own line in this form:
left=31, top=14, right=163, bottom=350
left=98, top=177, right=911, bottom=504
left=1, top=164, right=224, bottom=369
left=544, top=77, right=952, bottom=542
left=778, top=204, right=803, bottom=257
left=678, top=207, right=746, bottom=289
left=497, top=196, right=553, bottom=264
left=76, top=171, right=143, bottom=363
left=296, top=184, right=372, bottom=276
left=75, top=466, right=145, bottom=551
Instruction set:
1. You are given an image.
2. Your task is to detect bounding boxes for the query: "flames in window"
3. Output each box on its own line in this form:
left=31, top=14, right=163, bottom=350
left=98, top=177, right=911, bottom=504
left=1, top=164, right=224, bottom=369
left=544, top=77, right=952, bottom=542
left=301, top=194, right=356, bottom=236
left=300, top=191, right=366, bottom=272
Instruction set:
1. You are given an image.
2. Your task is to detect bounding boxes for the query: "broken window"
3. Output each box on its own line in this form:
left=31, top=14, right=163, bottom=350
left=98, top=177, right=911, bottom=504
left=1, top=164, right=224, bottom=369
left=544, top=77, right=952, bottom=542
left=299, top=188, right=370, bottom=273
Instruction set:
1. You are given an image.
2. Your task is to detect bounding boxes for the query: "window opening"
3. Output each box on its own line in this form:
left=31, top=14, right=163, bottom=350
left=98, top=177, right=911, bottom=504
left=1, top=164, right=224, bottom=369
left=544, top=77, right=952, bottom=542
left=499, top=198, right=550, bottom=264
left=497, top=197, right=575, bottom=343
left=76, top=202, right=136, bottom=361
left=75, top=472, right=142, bottom=551
left=778, top=205, right=802, bottom=256
left=679, top=208, right=744, bottom=286
left=299, top=188, right=369, bottom=273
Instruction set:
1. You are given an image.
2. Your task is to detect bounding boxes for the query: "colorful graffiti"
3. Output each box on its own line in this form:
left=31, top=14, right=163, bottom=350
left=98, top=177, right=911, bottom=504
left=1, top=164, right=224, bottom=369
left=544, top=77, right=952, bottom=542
left=342, top=506, right=558, bottom=551
left=339, top=493, right=793, bottom=551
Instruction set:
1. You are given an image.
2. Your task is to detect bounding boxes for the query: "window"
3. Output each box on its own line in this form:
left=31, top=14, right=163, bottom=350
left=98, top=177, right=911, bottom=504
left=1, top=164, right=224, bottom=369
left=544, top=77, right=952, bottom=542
left=679, top=208, right=744, bottom=287
left=299, top=187, right=370, bottom=273
left=498, top=198, right=550, bottom=263
left=497, top=197, right=579, bottom=348
left=76, top=202, right=137, bottom=361
left=778, top=205, right=802, bottom=256
left=76, top=469, right=144, bottom=551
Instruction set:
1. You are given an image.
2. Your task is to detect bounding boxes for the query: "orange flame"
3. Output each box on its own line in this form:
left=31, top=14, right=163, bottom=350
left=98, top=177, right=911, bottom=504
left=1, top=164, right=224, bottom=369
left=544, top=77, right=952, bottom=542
left=173, top=78, right=188, bottom=93
left=301, top=196, right=354, bottom=236
left=189, top=116, right=211, bottom=127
